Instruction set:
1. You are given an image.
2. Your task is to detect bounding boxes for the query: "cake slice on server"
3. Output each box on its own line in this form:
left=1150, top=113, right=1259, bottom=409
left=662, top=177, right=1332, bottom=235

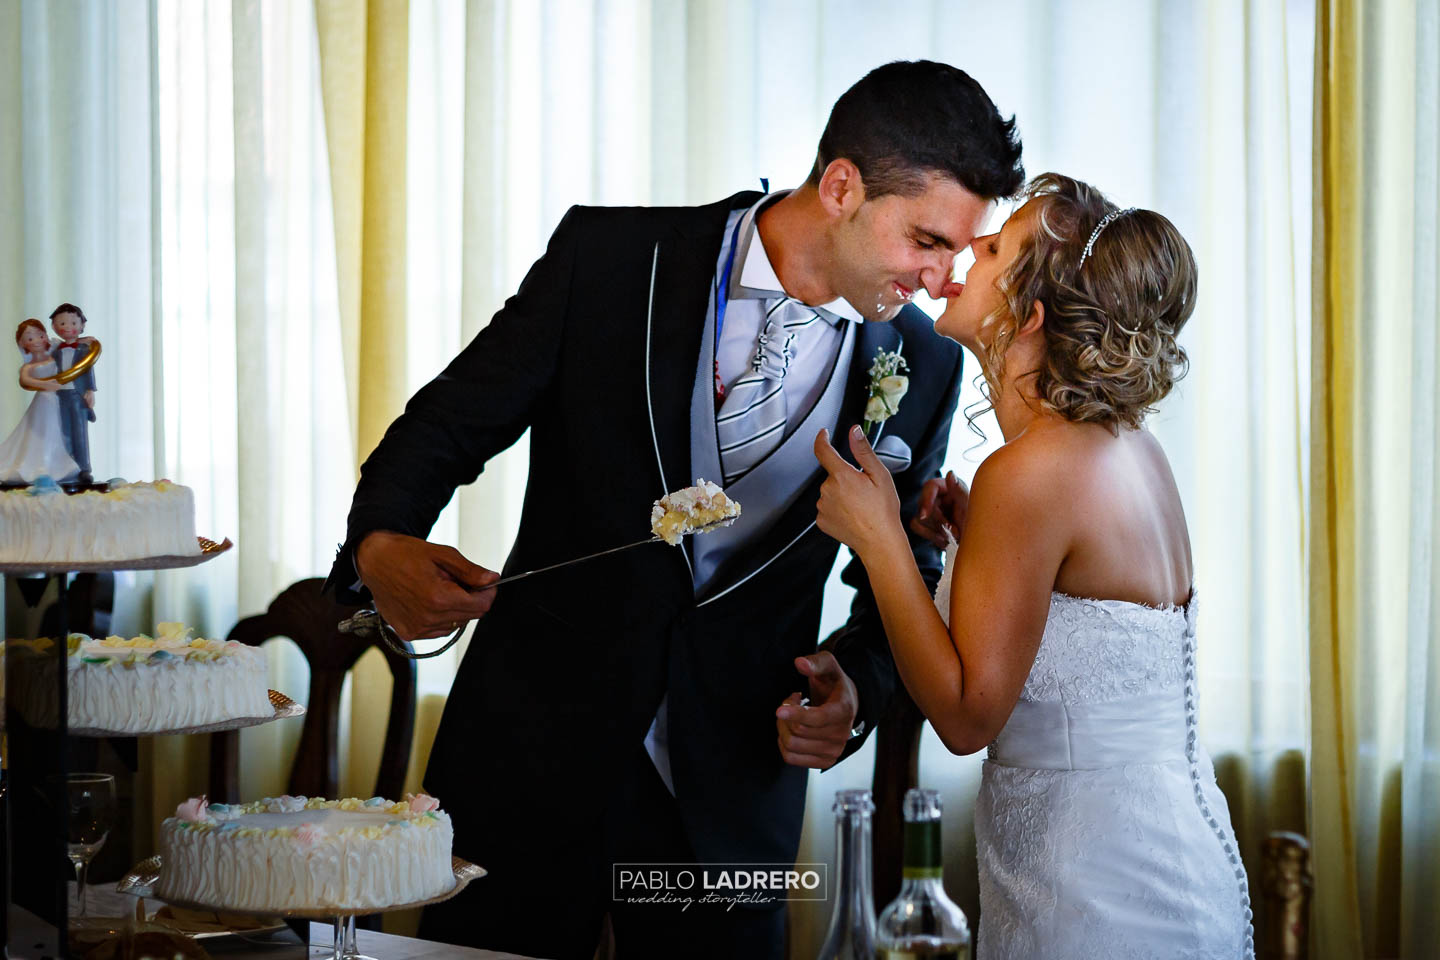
left=650, top=478, right=742, bottom=546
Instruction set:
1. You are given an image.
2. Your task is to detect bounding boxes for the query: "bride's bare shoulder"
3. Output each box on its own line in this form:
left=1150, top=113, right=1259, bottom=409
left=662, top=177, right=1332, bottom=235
left=973, top=419, right=1115, bottom=490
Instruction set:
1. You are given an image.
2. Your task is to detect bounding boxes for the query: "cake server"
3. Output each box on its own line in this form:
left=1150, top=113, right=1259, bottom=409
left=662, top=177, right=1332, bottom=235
left=338, top=516, right=738, bottom=659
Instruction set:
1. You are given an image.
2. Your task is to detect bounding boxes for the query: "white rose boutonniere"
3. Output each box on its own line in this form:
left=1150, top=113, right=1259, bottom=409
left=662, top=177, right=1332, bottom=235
left=862, top=347, right=909, bottom=434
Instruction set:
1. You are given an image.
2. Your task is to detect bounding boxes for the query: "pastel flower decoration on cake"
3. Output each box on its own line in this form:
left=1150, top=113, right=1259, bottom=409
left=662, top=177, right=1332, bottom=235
left=175, top=795, right=213, bottom=823
left=208, top=802, right=242, bottom=822
left=406, top=793, right=441, bottom=814
left=293, top=823, right=327, bottom=847
left=862, top=347, right=909, bottom=434
left=155, top=621, right=192, bottom=643
left=266, top=795, right=308, bottom=814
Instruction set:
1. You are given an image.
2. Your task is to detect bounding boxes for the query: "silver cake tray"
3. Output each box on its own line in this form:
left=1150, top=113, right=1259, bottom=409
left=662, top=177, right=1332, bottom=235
left=70, top=689, right=305, bottom=738
left=119, top=854, right=487, bottom=920
left=0, top=535, right=234, bottom=575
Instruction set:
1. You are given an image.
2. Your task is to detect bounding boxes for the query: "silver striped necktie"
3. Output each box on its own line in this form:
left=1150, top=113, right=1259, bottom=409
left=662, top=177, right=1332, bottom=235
left=715, top=297, right=821, bottom=485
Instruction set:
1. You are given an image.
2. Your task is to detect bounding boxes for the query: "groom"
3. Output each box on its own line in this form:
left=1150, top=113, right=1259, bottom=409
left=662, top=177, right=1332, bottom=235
left=48, top=303, right=97, bottom=483
left=327, top=60, right=1023, bottom=959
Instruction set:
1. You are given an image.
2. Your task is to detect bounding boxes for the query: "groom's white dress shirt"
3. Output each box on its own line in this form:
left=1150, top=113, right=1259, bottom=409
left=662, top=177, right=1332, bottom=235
left=643, top=192, right=862, bottom=795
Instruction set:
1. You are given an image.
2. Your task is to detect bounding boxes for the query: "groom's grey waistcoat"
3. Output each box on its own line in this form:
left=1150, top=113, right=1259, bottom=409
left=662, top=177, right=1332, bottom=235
left=688, top=279, right=857, bottom=593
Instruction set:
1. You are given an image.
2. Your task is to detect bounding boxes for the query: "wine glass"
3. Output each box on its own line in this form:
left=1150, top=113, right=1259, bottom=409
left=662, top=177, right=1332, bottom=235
left=64, top=773, right=115, bottom=918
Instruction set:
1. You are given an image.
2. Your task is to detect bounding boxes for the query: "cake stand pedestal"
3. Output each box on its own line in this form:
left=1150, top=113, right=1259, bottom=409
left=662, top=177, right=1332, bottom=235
left=2, top=536, right=236, bottom=959
left=120, top=854, right=487, bottom=960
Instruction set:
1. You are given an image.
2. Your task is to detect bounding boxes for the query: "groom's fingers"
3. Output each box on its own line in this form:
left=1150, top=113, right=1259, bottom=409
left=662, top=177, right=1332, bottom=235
left=433, top=546, right=499, bottom=592
left=778, top=729, right=842, bottom=762
left=796, top=651, right=843, bottom=696
left=782, top=698, right=851, bottom=733
left=778, top=744, right=839, bottom=769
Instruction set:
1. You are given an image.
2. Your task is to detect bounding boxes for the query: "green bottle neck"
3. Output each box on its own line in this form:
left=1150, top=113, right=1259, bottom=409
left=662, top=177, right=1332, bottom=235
left=901, top=819, right=943, bottom=879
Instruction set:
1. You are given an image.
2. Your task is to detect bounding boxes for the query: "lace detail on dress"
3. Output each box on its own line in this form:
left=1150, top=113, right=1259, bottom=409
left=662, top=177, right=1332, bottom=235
left=1022, top=593, right=1188, bottom=704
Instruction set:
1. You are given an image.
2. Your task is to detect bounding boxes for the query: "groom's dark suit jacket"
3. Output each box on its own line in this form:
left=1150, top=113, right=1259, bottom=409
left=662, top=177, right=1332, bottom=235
left=326, top=190, right=964, bottom=869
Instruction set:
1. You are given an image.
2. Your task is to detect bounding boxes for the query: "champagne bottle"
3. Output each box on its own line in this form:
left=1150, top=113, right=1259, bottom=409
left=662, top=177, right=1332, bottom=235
left=815, top=789, right=877, bottom=960
left=876, top=788, right=971, bottom=960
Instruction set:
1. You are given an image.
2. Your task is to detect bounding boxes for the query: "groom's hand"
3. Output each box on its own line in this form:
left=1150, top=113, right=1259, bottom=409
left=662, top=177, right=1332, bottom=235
left=775, top=652, right=859, bottom=770
left=354, top=531, right=499, bottom=641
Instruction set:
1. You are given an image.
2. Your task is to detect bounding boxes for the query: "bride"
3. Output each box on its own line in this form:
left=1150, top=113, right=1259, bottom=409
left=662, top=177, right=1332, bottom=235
left=0, top=319, right=80, bottom=484
left=813, top=173, right=1254, bottom=958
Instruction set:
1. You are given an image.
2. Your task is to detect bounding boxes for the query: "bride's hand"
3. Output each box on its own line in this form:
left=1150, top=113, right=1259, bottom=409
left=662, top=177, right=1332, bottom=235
left=814, top=425, right=908, bottom=559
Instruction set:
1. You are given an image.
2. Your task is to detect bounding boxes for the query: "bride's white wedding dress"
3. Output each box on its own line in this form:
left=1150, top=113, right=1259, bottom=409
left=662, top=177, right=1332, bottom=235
left=935, top=542, right=1254, bottom=959
left=0, top=360, right=80, bottom=483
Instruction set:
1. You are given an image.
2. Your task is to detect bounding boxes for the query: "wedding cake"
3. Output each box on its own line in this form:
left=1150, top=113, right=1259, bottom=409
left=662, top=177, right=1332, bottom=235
left=650, top=479, right=741, bottom=545
left=157, top=794, right=455, bottom=912
left=6, top=625, right=270, bottom=733
left=0, top=480, right=201, bottom=564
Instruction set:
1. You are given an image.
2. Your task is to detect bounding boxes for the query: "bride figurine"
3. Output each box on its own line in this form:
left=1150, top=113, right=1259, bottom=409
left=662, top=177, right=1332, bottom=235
left=0, top=318, right=81, bottom=484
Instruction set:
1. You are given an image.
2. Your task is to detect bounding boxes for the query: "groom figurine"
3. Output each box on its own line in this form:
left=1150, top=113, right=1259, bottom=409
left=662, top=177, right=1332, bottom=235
left=327, top=61, right=1023, bottom=960
left=48, top=303, right=97, bottom=483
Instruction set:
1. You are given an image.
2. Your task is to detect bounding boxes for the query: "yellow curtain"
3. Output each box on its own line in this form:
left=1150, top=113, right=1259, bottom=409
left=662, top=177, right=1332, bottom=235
left=311, top=0, right=410, bottom=803
left=1309, top=0, right=1364, bottom=953
left=1309, top=0, right=1440, bottom=955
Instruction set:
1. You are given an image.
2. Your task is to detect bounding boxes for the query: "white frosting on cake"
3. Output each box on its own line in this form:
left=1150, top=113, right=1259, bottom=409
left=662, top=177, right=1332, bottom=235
left=650, top=478, right=742, bottom=546
left=7, top=626, right=270, bottom=733
left=0, top=481, right=201, bottom=564
left=157, top=795, right=454, bottom=912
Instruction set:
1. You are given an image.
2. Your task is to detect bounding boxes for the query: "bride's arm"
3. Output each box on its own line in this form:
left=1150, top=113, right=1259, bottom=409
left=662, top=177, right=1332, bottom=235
left=816, top=429, right=1067, bottom=754
left=18, top=361, right=61, bottom=391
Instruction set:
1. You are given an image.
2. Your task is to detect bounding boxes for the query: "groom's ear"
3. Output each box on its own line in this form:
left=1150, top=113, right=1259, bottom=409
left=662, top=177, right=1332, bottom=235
left=1019, top=299, right=1045, bottom=338
left=816, top=158, right=864, bottom=218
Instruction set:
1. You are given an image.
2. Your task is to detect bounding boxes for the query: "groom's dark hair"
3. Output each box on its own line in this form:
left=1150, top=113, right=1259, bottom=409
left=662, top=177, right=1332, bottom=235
left=49, top=303, right=88, bottom=328
left=808, top=60, right=1024, bottom=202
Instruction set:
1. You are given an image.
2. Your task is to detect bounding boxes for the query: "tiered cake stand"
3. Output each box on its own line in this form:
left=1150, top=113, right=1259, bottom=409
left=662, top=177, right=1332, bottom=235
left=119, top=854, right=487, bottom=960
left=2, top=535, right=309, bottom=959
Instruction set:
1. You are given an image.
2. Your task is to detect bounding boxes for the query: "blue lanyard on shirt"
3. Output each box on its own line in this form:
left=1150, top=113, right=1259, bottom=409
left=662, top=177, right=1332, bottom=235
left=714, top=212, right=746, bottom=351
left=714, top=180, right=768, bottom=403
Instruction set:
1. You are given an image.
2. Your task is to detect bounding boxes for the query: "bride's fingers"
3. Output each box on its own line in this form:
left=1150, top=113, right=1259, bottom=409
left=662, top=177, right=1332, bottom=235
left=847, top=425, right=886, bottom=478
left=813, top=428, right=854, bottom=476
left=910, top=511, right=949, bottom=549
left=917, top=478, right=942, bottom=518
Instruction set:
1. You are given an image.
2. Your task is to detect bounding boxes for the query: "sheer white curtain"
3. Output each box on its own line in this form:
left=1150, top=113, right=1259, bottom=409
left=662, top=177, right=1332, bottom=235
left=149, top=0, right=350, bottom=809
left=0, top=0, right=156, bottom=492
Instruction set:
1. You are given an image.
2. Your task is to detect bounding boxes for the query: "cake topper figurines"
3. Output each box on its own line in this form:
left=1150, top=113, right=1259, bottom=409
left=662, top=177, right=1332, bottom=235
left=0, top=305, right=101, bottom=487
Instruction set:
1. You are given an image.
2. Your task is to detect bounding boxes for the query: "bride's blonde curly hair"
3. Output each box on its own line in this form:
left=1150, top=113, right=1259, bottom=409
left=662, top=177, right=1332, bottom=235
left=975, top=173, right=1195, bottom=431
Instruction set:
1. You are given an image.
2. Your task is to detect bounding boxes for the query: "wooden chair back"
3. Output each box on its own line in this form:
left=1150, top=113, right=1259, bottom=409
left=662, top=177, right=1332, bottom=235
left=208, top=578, right=417, bottom=802
left=870, top=689, right=926, bottom=909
